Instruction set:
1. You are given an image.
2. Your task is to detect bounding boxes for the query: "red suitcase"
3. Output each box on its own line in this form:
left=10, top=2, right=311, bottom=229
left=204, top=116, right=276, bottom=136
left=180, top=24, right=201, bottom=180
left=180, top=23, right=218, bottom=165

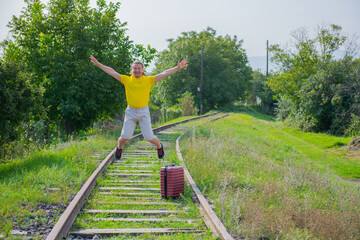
left=160, top=165, right=184, bottom=199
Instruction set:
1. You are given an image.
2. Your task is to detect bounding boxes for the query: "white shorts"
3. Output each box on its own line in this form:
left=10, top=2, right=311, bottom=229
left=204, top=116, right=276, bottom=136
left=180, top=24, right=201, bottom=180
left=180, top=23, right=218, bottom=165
left=120, top=106, right=155, bottom=141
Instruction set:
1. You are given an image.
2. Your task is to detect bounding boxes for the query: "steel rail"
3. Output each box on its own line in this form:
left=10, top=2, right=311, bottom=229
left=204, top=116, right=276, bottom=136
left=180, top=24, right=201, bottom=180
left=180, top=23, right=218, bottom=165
left=176, top=113, right=234, bottom=240
left=46, top=112, right=220, bottom=240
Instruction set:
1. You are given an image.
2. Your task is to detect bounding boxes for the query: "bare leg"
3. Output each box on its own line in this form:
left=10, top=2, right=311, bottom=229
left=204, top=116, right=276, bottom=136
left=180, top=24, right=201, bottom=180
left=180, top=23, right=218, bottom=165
left=118, top=137, right=129, bottom=148
left=148, top=136, right=161, bottom=148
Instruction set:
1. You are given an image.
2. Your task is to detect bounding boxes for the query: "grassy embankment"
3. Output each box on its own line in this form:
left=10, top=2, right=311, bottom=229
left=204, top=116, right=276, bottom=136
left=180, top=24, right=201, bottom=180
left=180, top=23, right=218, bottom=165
left=0, top=127, right=122, bottom=237
left=181, top=112, right=360, bottom=240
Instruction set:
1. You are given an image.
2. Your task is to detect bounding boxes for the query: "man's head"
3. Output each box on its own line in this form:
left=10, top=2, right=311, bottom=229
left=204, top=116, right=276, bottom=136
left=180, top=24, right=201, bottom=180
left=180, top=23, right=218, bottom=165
left=130, top=61, right=146, bottom=78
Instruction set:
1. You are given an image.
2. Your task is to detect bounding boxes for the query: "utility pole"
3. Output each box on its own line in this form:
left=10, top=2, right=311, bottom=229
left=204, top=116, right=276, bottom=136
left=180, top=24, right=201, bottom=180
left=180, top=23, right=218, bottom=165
left=266, top=40, right=269, bottom=77
left=262, top=40, right=269, bottom=113
left=200, top=46, right=204, bottom=115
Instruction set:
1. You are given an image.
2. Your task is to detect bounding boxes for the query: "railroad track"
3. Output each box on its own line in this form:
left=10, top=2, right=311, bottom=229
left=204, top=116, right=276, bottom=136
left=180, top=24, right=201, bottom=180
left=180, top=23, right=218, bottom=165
left=46, top=112, right=232, bottom=240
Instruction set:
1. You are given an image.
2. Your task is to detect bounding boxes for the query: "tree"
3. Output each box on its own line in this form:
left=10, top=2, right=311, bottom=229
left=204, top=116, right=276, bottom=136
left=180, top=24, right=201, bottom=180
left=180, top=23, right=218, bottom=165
left=4, top=0, right=156, bottom=134
left=0, top=60, right=40, bottom=145
left=151, top=27, right=252, bottom=111
left=268, top=24, right=360, bottom=135
left=251, top=70, right=276, bottom=114
left=297, top=57, right=360, bottom=134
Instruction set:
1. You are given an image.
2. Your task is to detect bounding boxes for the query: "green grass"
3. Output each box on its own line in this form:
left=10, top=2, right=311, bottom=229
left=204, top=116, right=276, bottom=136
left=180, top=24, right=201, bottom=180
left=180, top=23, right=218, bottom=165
left=181, top=113, right=360, bottom=239
left=0, top=126, right=123, bottom=237
left=279, top=126, right=351, bottom=149
left=219, top=113, right=358, bottom=179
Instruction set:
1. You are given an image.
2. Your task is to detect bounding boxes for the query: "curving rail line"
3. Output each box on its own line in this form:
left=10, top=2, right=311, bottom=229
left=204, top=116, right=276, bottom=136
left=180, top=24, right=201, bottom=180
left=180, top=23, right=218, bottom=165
left=46, top=112, right=232, bottom=240
left=176, top=114, right=232, bottom=240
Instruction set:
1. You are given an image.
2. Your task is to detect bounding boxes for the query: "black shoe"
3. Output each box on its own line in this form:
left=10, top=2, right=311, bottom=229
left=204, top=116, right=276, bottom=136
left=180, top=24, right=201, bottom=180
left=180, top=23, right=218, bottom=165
left=115, top=147, right=122, bottom=160
left=157, top=143, right=164, bottom=159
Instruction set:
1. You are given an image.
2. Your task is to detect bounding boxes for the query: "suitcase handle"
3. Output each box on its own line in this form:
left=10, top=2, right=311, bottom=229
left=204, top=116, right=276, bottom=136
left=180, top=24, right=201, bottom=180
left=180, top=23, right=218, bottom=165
left=164, top=164, right=176, bottom=199
left=164, top=164, right=175, bottom=199
left=164, top=167, right=167, bottom=199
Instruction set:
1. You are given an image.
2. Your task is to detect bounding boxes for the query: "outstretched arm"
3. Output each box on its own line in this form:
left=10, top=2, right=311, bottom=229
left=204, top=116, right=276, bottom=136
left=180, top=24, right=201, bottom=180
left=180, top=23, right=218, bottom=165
left=90, top=55, right=121, bottom=81
left=155, top=59, right=188, bottom=83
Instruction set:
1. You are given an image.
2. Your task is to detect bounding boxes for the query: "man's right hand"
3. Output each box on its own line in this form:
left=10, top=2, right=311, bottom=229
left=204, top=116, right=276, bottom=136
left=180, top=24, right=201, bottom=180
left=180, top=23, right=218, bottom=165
left=90, top=55, right=99, bottom=66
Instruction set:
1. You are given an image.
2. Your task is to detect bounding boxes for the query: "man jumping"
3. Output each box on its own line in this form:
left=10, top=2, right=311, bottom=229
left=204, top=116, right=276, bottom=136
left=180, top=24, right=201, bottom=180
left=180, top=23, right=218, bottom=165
left=90, top=55, right=188, bottom=159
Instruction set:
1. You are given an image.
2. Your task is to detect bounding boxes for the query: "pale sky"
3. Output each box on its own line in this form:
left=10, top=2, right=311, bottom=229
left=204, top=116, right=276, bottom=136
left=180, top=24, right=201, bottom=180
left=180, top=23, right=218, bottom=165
left=1, top=0, right=359, bottom=59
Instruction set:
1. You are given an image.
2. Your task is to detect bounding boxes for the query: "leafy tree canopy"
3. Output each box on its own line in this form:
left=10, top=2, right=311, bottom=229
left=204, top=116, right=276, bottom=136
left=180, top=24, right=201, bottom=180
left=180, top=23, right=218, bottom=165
left=268, top=24, right=348, bottom=102
left=268, top=24, right=360, bottom=135
left=151, top=27, right=252, bottom=111
left=3, top=0, right=156, bottom=134
left=0, top=60, right=41, bottom=144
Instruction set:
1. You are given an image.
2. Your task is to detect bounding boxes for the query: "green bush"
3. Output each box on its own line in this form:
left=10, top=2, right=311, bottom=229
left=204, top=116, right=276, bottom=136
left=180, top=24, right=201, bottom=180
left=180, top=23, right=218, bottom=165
left=273, top=59, right=360, bottom=135
left=345, top=114, right=360, bottom=136
left=274, top=96, right=294, bottom=121
left=0, top=61, right=41, bottom=146
left=269, top=24, right=360, bottom=136
left=177, top=91, right=198, bottom=116
left=159, top=107, right=182, bottom=123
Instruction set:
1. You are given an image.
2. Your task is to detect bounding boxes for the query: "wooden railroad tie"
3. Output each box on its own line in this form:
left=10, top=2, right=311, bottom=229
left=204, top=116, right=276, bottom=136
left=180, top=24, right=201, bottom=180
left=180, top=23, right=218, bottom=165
left=83, top=209, right=181, bottom=214
left=91, top=217, right=200, bottom=223
left=70, top=228, right=204, bottom=237
left=93, top=196, right=161, bottom=201
left=110, top=164, right=155, bottom=168
left=93, top=201, right=182, bottom=206
left=108, top=170, right=155, bottom=173
left=102, top=180, right=159, bottom=183
left=113, top=160, right=168, bottom=164
left=107, top=173, right=157, bottom=177
left=100, top=182, right=160, bottom=189
left=98, top=192, right=160, bottom=196
left=98, top=187, right=159, bottom=191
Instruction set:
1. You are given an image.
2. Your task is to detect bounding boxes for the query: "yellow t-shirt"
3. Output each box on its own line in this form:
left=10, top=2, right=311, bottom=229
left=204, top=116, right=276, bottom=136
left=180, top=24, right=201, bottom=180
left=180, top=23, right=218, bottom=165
left=120, top=75, right=156, bottom=108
